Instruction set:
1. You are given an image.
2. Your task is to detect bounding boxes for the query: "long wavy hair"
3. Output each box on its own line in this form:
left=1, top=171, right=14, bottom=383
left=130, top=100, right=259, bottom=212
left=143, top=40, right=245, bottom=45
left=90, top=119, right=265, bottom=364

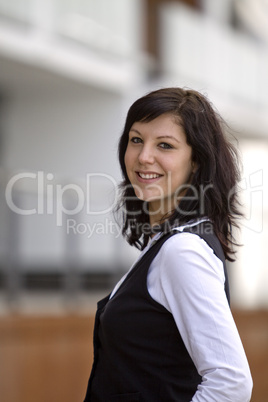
left=117, top=87, right=242, bottom=261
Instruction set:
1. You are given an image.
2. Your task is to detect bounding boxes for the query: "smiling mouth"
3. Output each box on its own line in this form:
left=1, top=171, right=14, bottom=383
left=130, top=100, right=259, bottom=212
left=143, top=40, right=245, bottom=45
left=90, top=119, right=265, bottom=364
left=137, top=172, right=162, bottom=179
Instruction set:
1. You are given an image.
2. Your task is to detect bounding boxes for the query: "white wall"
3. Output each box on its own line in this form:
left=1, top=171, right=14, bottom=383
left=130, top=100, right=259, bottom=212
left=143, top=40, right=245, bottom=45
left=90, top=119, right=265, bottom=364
left=0, top=81, right=141, bottom=271
left=231, top=139, right=268, bottom=308
left=0, top=0, right=147, bottom=276
left=2, top=88, right=122, bottom=177
left=159, top=2, right=268, bottom=138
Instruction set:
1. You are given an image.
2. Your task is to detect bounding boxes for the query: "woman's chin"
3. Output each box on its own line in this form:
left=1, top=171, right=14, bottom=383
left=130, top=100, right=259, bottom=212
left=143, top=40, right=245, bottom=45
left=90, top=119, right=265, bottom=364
left=134, top=194, right=162, bottom=203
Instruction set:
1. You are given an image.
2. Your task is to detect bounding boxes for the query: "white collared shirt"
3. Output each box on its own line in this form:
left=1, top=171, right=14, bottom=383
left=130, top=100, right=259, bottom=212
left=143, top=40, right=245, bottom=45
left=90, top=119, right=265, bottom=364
left=111, top=219, right=253, bottom=401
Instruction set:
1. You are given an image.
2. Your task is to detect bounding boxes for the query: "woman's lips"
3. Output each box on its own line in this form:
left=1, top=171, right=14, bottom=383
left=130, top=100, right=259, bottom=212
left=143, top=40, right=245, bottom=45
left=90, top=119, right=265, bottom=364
left=135, top=171, right=163, bottom=183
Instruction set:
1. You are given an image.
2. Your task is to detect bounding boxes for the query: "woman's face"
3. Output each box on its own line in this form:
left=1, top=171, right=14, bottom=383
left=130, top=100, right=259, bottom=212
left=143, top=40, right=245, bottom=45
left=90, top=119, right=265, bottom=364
left=124, top=113, right=195, bottom=224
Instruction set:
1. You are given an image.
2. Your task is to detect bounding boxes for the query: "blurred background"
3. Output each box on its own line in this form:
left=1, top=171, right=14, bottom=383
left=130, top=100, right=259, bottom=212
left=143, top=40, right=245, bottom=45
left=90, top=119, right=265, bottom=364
left=0, top=0, right=267, bottom=401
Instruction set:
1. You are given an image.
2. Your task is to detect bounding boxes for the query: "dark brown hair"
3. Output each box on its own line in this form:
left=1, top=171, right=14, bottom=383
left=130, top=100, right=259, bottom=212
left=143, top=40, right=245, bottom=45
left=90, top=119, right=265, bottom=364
left=117, top=87, right=242, bottom=261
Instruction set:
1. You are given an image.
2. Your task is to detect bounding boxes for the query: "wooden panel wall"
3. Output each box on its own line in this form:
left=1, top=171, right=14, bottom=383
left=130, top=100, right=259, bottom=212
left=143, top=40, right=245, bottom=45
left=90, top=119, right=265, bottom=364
left=232, top=310, right=268, bottom=402
left=0, top=315, right=94, bottom=402
left=0, top=310, right=267, bottom=402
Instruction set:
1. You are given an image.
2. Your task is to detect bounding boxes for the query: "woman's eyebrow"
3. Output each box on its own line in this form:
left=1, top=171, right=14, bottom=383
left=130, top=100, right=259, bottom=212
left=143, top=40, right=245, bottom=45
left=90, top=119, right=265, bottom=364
left=129, top=128, right=180, bottom=142
left=130, top=130, right=180, bottom=144
left=156, top=135, right=180, bottom=144
left=129, top=128, right=141, bottom=135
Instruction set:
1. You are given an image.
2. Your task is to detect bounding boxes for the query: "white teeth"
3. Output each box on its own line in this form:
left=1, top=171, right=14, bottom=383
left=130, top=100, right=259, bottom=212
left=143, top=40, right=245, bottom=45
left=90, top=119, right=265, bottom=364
left=139, top=173, right=160, bottom=179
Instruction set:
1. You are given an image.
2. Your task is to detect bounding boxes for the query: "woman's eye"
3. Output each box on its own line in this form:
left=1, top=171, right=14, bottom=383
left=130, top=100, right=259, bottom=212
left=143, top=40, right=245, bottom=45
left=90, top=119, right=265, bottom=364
left=159, top=142, right=173, bottom=149
left=130, top=137, right=142, bottom=144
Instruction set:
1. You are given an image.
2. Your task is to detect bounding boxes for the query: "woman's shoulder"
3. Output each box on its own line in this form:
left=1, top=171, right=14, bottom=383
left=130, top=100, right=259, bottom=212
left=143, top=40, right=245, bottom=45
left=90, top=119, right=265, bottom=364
left=159, top=218, right=223, bottom=262
left=160, top=229, right=214, bottom=259
left=155, top=222, right=225, bottom=279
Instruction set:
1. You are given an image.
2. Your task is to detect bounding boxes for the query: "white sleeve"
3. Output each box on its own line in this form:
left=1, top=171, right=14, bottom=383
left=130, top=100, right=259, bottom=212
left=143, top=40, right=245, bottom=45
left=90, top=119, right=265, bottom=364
left=147, top=232, right=253, bottom=402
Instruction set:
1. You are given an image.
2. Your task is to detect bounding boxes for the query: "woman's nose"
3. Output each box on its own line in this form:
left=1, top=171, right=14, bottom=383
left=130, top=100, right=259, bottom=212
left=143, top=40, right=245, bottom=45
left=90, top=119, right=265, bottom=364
left=138, top=145, right=154, bottom=165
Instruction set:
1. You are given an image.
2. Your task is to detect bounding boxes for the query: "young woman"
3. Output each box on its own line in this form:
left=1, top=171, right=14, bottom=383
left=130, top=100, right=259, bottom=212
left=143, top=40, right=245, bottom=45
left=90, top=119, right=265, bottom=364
left=84, top=88, right=253, bottom=401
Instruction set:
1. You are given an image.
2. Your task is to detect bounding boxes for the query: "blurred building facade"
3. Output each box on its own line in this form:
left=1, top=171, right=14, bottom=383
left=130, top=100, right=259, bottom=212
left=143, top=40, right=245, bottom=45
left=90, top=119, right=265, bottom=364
left=0, top=0, right=267, bottom=311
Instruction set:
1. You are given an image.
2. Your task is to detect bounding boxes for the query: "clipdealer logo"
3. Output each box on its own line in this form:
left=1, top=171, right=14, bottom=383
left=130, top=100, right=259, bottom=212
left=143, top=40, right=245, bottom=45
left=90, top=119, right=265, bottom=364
left=5, top=171, right=118, bottom=227
left=4, top=169, right=264, bottom=234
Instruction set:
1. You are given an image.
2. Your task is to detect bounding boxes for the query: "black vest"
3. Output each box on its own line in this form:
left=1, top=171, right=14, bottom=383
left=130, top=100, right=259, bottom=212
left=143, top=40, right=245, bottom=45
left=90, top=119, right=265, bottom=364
left=84, top=222, right=229, bottom=402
